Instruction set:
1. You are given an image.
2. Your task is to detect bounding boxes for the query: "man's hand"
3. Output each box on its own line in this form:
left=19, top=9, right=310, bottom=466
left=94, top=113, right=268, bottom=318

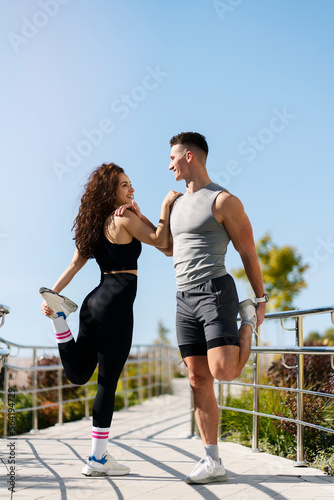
left=256, top=302, right=266, bottom=327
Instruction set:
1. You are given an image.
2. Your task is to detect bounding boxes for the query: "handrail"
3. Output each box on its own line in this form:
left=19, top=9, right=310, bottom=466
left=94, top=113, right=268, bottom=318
left=192, top=305, right=334, bottom=466
left=0, top=305, right=10, bottom=371
left=0, top=337, right=58, bottom=350
left=263, top=305, right=334, bottom=319
left=252, top=346, right=334, bottom=354
left=0, top=341, right=179, bottom=437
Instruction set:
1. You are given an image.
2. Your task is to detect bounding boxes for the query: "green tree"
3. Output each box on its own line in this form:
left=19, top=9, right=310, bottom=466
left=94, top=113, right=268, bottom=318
left=323, top=328, right=334, bottom=342
left=233, top=232, right=309, bottom=311
left=305, top=331, right=321, bottom=343
left=154, top=320, right=171, bottom=345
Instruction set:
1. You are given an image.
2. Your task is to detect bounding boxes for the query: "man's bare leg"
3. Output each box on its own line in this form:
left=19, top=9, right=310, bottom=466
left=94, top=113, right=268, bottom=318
left=237, top=323, right=253, bottom=371
left=184, top=355, right=218, bottom=445
left=183, top=354, right=229, bottom=484
left=207, top=323, right=252, bottom=382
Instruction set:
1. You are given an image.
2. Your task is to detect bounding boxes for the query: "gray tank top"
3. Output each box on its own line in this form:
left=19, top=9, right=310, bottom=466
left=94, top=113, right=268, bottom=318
left=170, top=183, right=230, bottom=291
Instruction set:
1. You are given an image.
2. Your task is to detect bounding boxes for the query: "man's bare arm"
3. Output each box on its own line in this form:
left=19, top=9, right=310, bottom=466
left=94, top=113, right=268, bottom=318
left=214, top=192, right=266, bottom=325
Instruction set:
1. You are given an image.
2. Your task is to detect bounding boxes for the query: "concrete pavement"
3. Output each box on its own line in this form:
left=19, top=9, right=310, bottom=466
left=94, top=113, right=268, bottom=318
left=1, top=378, right=333, bottom=500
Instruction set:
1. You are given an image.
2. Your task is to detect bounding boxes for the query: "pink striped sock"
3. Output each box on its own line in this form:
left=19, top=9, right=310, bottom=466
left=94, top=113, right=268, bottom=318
left=51, top=316, right=73, bottom=344
left=91, top=426, right=110, bottom=460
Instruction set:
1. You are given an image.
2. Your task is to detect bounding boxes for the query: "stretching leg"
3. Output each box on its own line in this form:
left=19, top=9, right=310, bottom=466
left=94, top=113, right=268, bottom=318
left=56, top=290, right=99, bottom=385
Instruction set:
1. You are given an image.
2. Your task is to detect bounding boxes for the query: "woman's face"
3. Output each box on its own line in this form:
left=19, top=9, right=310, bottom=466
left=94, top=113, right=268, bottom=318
left=114, top=173, right=135, bottom=208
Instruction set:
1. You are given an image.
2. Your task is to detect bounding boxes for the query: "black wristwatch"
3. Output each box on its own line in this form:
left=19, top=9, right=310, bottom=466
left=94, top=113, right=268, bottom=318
left=254, top=293, right=269, bottom=303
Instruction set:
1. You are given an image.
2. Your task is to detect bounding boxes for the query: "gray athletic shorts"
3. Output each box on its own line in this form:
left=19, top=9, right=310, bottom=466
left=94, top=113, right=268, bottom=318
left=176, top=274, right=240, bottom=358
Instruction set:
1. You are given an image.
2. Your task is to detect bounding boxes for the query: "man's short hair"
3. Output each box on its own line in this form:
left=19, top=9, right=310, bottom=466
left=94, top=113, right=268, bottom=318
left=170, top=132, right=209, bottom=156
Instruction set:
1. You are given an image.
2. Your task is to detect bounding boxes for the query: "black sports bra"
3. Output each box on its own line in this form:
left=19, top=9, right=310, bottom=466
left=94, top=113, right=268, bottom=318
left=94, top=232, right=142, bottom=273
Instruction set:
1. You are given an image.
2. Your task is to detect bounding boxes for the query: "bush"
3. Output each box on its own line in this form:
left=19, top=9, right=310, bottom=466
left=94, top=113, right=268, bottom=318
left=0, top=352, right=175, bottom=435
left=311, top=447, right=334, bottom=475
left=266, top=342, right=334, bottom=461
left=221, top=344, right=334, bottom=464
left=274, top=390, right=334, bottom=461
left=267, top=341, right=334, bottom=392
left=38, top=401, right=59, bottom=429
left=220, top=384, right=296, bottom=457
left=0, top=392, right=34, bottom=436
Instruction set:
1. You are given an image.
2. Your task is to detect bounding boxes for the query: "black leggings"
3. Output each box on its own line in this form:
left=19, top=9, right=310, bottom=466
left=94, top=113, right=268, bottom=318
left=58, top=273, right=137, bottom=428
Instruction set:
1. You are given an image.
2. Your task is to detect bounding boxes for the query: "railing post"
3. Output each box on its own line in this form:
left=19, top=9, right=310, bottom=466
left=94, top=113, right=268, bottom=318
left=57, top=368, right=63, bottom=426
left=123, top=364, right=129, bottom=409
left=32, top=349, right=38, bottom=432
left=218, top=382, right=223, bottom=440
left=190, top=390, right=196, bottom=437
left=157, top=347, right=162, bottom=395
left=252, top=325, right=261, bottom=452
left=154, top=347, right=159, bottom=397
left=294, top=315, right=307, bottom=466
left=3, top=362, right=9, bottom=437
left=84, top=383, right=89, bottom=419
left=148, top=346, right=152, bottom=400
left=138, top=347, right=143, bottom=404
left=162, top=347, right=166, bottom=394
left=162, top=346, right=166, bottom=394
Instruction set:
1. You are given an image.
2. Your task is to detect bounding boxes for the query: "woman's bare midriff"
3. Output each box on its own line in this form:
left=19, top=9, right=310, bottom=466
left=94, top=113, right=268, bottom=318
left=103, top=270, right=137, bottom=275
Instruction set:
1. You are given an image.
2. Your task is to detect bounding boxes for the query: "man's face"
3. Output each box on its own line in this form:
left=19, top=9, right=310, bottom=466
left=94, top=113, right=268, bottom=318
left=169, top=144, right=188, bottom=181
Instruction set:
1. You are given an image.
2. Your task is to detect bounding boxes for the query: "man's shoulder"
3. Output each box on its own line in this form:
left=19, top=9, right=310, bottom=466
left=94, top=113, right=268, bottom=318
left=214, top=190, right=244, bottom=216
left=215, top=189, right=235, bottom=203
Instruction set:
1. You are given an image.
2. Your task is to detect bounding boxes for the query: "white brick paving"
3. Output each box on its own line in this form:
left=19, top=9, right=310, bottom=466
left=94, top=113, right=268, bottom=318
left=1, top=378, right=333, bottom=500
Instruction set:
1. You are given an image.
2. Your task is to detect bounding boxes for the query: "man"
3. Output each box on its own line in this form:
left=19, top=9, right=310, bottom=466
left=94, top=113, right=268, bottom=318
left=165, top=132, right=267, bottom=484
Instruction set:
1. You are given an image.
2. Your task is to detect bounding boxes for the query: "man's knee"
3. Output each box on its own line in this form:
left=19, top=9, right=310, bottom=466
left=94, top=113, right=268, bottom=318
left=211, top=365, right=241, bottom=382
left=188, top=370, right=212, bottom=392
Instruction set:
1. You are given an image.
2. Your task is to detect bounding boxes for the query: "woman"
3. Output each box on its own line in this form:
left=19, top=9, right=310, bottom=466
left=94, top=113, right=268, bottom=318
left=40, top=163, right=180, bottom=477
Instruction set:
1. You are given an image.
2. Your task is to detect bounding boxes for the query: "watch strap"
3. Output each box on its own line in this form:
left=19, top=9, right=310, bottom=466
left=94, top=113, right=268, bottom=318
left=255, top=293, right=269, bottom=303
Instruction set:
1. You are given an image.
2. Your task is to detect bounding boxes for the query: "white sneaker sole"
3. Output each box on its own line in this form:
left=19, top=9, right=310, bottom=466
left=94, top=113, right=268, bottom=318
left=39, top=287, right=78, bottom=317
left=185, top=471, right=228, bottom=484
left=82, top=464, right=130, bottom=476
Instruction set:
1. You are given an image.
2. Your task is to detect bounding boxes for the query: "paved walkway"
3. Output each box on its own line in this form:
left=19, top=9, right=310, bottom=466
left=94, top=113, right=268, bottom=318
left=1, top=378, right=333, bottom=500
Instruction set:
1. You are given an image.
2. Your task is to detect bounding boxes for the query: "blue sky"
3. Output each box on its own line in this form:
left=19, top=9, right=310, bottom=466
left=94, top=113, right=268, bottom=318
left=0, top=0, right=333, bottom=351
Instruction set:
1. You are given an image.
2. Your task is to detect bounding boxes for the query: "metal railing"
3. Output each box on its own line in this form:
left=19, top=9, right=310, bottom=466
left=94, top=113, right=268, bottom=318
left=0, top=305, right=10, bottom=372
left=191, top=305, right=334, bottom=466
left=0, top=338, right=179, bottom=437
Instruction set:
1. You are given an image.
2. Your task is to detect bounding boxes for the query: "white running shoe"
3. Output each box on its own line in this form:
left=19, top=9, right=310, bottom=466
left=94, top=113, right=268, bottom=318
left=185, top=456, right=228, bottom=484
left=81, top=452, right=130, bottom=476
left=39, top=287, right=78, bottom=319
left=239, top=299, right=257, bottom=331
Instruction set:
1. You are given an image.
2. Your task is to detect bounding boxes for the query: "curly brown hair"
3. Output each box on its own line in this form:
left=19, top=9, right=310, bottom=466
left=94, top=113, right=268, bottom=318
left=72, top=163, right=124, bottom=259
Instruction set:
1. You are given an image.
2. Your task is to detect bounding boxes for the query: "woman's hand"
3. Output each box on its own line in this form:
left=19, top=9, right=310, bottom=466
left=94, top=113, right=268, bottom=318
left=41, top=301, right=54, bottom=317
left=162, top=190, right=182, bottom=207
left=115, top=200, right=142, bottom=218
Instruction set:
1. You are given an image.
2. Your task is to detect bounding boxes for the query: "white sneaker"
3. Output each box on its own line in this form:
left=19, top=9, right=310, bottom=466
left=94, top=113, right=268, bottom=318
left=185, top=456, right=228, bottom=484
left=82, top=452, right=130, bottom=476
left=239, top=299, right=257, bottom=331
left=39, top=287, right=78, bottom=319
